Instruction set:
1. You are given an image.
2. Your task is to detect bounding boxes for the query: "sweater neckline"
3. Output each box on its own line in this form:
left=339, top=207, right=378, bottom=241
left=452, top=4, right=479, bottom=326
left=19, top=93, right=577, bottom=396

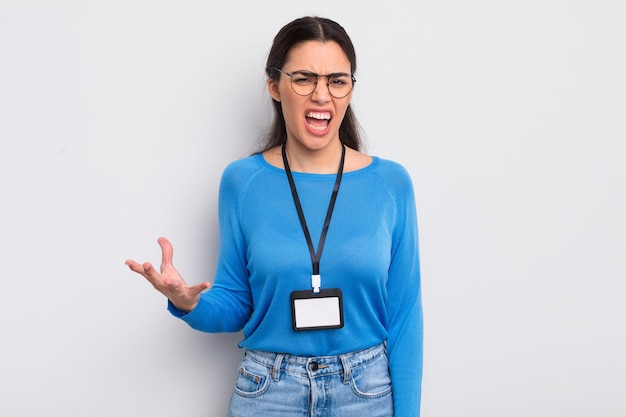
left=255, top=153, right=378, bottom=177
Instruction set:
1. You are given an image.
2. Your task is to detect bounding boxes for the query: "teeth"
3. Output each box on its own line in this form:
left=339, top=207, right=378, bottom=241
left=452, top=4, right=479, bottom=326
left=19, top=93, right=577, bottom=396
left=308, top=123, right=327, bottom=131
left=306, top=112, right=331, bottom=120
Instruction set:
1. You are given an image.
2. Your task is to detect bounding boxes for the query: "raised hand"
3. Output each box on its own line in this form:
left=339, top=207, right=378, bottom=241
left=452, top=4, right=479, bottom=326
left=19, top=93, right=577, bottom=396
left=125, top=237, right=211, bottom=312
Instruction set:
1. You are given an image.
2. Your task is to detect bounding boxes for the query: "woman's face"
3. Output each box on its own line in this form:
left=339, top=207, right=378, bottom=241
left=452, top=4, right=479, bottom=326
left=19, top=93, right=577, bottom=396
left=269, top=40, right=353, bottom=153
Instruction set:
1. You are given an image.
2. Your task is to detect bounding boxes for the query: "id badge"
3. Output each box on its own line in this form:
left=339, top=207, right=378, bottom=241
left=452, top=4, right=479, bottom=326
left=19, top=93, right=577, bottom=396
left=290, top=288, right=344, bottom=331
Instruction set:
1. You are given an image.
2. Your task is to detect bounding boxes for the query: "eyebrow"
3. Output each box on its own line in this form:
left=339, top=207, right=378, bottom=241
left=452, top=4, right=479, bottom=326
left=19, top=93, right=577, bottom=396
left=290, top=70, right=352, bottom=77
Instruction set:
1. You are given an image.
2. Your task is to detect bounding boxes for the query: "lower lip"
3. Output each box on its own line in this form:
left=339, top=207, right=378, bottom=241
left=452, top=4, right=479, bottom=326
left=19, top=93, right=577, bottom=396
left=305, top=119, right=331, bottom=136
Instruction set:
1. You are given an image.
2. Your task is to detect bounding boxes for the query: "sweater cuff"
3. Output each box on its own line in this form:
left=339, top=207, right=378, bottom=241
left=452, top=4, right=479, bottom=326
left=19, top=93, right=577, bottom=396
left=167, top=297, right=212, bottom=329
left=167, top=300, right=189, bottom=317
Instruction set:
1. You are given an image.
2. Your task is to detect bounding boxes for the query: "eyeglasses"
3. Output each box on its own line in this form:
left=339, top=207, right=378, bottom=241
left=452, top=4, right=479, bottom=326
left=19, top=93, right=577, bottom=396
left=271, top=68, right=356, bottom=99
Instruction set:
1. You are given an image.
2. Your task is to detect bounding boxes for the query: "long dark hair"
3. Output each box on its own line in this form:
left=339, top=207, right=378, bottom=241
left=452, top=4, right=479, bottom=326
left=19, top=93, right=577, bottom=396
left=256, top=16, right=363, bottom=153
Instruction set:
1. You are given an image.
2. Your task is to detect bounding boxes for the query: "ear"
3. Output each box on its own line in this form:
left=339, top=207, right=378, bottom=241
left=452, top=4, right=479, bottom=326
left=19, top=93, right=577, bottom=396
left=268, top=79, right=281, bottom=102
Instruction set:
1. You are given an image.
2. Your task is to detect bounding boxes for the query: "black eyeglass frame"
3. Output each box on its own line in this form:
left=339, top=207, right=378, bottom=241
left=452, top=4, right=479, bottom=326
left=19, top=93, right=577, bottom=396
left=270, top=68, right=357, bottom=99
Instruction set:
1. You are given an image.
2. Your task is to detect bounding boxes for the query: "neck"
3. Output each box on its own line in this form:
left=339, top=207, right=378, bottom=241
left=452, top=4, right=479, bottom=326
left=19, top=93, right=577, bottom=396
left=284, top=140, right=344, bottom=174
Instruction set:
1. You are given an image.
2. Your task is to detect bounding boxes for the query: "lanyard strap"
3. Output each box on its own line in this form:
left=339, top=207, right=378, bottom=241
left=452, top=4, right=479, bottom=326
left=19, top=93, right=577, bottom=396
left=282, top=143, right=346, bottom=282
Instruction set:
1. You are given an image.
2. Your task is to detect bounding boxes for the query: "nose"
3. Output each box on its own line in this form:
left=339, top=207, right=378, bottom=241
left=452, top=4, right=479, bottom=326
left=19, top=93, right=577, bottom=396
left=310, top=76, right=332, bottom=102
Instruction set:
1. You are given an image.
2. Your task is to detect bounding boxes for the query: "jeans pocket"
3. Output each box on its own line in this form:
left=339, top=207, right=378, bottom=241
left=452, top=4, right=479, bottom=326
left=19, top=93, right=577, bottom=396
left=349, top=353, right=393, bottom=399
left=233, top=356, right=272, bottom=398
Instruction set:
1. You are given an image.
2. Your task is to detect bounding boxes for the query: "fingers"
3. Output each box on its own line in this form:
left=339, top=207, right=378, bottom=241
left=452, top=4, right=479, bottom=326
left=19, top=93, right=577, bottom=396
left=126, top=238, right=210, bottom=311
left=157, top=236, right=173, bottom=273
left=125, top=259, right=143, bottom=274
left=140, top=261, right=161, bottom=285
left=125, top=259, right=157, bottom=281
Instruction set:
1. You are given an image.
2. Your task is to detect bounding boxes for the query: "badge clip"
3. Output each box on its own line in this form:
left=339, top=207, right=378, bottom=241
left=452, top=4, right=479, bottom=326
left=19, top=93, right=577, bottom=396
left=312, top=274, right=321, bottom=293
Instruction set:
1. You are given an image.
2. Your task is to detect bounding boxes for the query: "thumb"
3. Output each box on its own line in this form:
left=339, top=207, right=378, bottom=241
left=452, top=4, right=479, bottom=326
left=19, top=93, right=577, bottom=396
left=189, top=281, right=212, bottom=296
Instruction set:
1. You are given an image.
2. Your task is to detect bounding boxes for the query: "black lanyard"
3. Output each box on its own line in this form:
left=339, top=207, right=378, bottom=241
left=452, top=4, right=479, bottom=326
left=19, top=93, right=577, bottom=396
left=282, top=143, right=346, bottom=278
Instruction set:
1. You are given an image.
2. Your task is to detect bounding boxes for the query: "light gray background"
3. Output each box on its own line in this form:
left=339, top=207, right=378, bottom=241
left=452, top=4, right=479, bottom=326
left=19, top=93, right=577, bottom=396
left=1, top=1, right=624, bottom=416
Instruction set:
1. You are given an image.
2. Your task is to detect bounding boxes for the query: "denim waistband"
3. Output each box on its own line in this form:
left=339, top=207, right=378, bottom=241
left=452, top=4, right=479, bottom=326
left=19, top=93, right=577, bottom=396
left=243, top=343, right=386, bottom=383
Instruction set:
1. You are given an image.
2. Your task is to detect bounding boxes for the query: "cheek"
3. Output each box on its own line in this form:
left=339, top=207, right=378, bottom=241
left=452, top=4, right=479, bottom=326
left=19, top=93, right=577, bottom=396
left=280, top=96, right=304, bottom=123
left=281, top=102, right=297, bottom=123
left=335, top=103, right=351, bottom=124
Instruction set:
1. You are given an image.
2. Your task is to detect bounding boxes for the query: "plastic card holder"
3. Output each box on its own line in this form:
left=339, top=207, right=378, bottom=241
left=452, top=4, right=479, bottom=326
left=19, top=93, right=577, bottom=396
left=290, top=288, right=344, bottom=331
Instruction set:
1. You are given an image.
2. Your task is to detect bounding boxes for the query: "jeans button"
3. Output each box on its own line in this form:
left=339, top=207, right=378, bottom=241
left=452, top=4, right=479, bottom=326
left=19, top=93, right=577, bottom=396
left=310, top=361, right=318, bottom=371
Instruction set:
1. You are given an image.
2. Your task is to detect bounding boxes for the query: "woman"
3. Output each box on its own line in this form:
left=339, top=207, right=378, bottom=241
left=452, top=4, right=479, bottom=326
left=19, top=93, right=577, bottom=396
left=126, top=16, right=423, bottom=417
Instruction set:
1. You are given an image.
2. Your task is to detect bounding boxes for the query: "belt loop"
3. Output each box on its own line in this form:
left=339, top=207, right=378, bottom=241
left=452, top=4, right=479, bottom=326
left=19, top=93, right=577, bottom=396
left=339, top=354, right=351, bottom=384
left=272, top=353, right=284, bottom=381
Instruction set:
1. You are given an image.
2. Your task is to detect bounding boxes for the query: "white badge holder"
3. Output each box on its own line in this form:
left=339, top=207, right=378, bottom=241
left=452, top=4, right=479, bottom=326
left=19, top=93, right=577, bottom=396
left=291, top=287, right=344, bottom=331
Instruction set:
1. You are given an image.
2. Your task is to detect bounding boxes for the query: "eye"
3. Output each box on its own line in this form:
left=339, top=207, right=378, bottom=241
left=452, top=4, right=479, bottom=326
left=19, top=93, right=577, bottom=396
left=292, top=72, right=316, bottom=85
left=329, top=75, right=350, bottom=87
left=330, top=78, right=347, bottom=86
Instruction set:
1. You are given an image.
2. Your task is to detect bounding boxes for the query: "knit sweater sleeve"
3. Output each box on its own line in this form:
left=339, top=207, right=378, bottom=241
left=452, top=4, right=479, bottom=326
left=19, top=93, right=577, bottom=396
left=383, top=163, right=424, bottom=417
left=167, top=160, right=254, bottom=332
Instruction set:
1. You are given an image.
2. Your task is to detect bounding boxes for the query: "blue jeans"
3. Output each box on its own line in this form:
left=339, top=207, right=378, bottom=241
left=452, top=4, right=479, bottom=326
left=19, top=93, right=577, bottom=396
left=227, top=343, right=393, bottom=417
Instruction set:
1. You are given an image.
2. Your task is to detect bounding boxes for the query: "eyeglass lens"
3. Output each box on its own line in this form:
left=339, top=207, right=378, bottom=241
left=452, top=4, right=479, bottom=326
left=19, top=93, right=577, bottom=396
left=289, top=71, right=354, bottom=98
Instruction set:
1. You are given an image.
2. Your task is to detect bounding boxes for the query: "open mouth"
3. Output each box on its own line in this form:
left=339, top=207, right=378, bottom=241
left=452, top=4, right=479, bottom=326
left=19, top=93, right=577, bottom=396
left=306, top=111, right=331, bottom=132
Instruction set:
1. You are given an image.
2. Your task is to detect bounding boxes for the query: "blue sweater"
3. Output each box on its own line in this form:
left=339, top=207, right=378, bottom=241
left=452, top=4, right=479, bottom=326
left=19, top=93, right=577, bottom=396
left=169, top=153, right=423, bottom=416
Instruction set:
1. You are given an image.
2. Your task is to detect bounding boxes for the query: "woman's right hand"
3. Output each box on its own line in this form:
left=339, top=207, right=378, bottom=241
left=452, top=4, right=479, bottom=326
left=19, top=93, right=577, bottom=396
left=125, top=237, right=211, bottom=313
